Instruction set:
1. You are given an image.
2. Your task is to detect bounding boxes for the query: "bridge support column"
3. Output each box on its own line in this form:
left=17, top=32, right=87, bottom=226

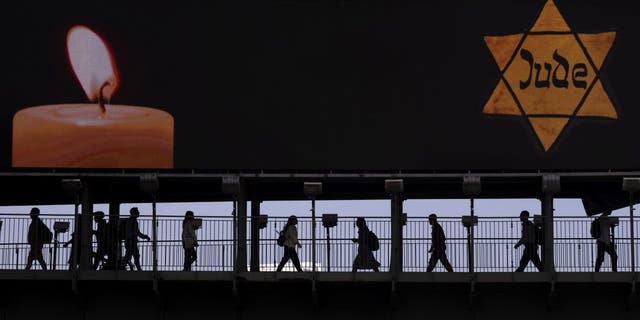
left=623, top=177, right=640, bottom=296
left=237, top=182, right=248, bottom=273
left=386, top=179, right=404, bottom=282
left=108, top=199, right=121, bottom=270
left=61, top=178, right=82, bottom=294
left=222, top=176, right=246, bottom=274
left=463, top=176, right=481, bottom=274
left=250, top=199, right=261, bottom=272
left=541, top=175, right=560, bottom=275
left=140, top=175, right=159, bottom=295
left=303, top=183, right=322, bottom=273
left=80, top=179, right=93, bottom=271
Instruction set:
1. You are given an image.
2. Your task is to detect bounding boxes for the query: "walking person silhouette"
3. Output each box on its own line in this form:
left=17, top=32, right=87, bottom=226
left=182, top=211, right=199, bottom=271
left=351, top=217, right=381, bottom=272
left=25, top=208, right=51, bottom=270
left=426, top=213, right=453, bottom=272
left=122, top=207, right=150, bottom=271
left=276, top=215, right=303, bottom=272
left=593, top=210, right=618, bottom=272
left=514, top=210, right=543, bottom=272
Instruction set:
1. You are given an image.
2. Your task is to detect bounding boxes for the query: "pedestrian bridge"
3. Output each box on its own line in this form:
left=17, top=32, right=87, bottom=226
left=0, top=214, right=638, bottom=320
left=0, top=171, right=638, bottom=319
left=1, top=214, right=635, bottom=273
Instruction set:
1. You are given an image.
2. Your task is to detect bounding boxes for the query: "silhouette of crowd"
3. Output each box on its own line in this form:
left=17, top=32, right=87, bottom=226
left=20, top=207, right=622, bottom=273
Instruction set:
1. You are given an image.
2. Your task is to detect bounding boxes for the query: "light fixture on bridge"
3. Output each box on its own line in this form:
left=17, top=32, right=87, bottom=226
left=61, top=178, right=82, bottom=193
left=53, top=221, right=70, bottom=233
left=139, top=174, right=159, bottom=194
left=462, top=176, right=481, bottom=196
left=322, top=213, right=338, bottom=272
left=622, top=177, right=640, bottom=193
left=304, top=182, right=323, bottom=199
left=51, top=221, right=70, bottom=271
left=542, top=174, right=561, bottom=195
left=461, top=215, right=478, bottom=228
left=322, top=214, right=338, bottom=228
left=222, top=175, right=241, bottom=195
left=384, top=179, right=404, bottom=194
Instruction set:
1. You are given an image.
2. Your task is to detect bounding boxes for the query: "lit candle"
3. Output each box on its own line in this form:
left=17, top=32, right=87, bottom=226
left=12, top=25, right=174, bottom=168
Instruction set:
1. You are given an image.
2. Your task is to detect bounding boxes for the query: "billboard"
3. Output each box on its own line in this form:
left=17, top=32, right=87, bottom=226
left=2, top=0, right=638, bottom=170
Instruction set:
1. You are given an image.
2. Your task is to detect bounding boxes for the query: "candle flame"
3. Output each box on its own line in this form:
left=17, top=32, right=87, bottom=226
left=67, top=26, right=119, bottom=105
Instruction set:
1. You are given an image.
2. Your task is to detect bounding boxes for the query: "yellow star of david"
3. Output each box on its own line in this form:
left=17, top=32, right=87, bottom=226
left=483, top=0, right=617, bottom=151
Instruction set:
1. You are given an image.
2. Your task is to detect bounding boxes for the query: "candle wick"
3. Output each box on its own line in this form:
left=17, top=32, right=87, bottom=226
left=98, top=81, right=110, bottom=114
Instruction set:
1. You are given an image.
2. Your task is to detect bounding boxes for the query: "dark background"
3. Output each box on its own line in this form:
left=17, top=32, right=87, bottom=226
left=2, top=0, right=638, bottom=171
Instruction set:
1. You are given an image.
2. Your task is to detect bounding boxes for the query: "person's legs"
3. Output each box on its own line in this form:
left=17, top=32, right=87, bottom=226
left=25, top=246, right=35, bottom=270
left=530, top=245, right=543, bottom=272
left=606, top=243, right=618, bottom=272
left=290, top=248, right=303, bottom=272
left=515, top=246, right=531, bottom=272
left=92, top=247, right=106, bottom=270
left=133, top=245, right=141, bottom=271
left=123, top=240, right=133, bottom=270
left=595, top=241, right=606, bottom=272
left=184, top=248, right=196, bottom=271
left=352, top=251, right=360, bottom=273
left=183, top=248, right=190, bottom=271
left=190, top=248, right=197, bottom=268
left=68, top=249, right=75, bottom=270
left=35, top=244, right=47, bottom=270
left=426, top=252, right=438, bottom=272
left=276, top=247, right=291, bottom=272
left=439, top=250, right=454, bottom=272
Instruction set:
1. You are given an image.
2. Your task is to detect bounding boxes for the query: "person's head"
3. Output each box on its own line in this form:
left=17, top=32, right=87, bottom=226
left=520, top=210, right=530, bottom=222
left=29, top=207, right=40, bottom=219
left=602, top=210, right=612, bottom=217
left=185, top=210, right=194, bottom=220
left=287, top=215, right=298, bottom=226
left=428, top=213, right=437, bottom=225
left=130, top=207, right=140, bottom=218
left=94, top=211, right=105, bottom=222
left=356, top=217, right=367, bottom=229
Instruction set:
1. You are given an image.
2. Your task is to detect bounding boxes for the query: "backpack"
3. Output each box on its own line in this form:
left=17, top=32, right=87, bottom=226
left=276, top=225, right=287, bottom=247
left=590, top=218, right=600, bottom=239
left=41, top=224, right=53, bottom=243
left=368, top=230, right=380, bottom=251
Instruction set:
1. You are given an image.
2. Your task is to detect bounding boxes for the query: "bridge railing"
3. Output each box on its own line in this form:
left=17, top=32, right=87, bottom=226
left=0, top=213, right=637, bottom=272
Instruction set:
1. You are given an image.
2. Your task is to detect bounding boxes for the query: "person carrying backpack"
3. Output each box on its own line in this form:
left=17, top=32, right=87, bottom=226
left=514, top=210, right=543, bottom=272
left=351, top=217, right=381, bottom=272
left=594, top=210, right=618, bottom=272
left=275, top=215, right=303, bottom=272
left=427, top=213, right=453, bottom=272
left=25, top=207, right=50, bottom=270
